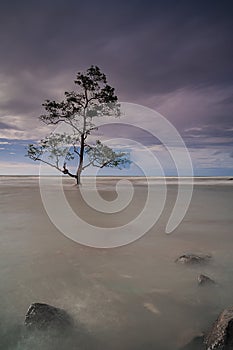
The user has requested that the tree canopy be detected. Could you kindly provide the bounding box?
[27,66,130,184]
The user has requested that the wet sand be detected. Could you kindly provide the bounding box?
[0,177,233,349]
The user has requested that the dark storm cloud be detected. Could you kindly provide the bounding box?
[0,0,232,150]
[0,0,233,92]
[217,95,233,105]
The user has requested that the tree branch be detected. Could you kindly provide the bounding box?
[33,157,63,172]
[73,146,80,156]
[62,163,77,178]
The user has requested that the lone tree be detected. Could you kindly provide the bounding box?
[27,66,130,185]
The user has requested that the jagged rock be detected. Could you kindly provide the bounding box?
[25,303,73,330]
[198,274,215,286]
[175,253,211,265]
[204,307,233,349]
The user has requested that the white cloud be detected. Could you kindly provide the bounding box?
[184,127,203,132]
[0,161,40,175]
[190,148,233,168]
[0,121,52,140]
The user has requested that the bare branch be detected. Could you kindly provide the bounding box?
[73,146,80,156]
[63,163,76,178]
[33,157,63,172]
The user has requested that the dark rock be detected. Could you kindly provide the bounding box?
[175,253,211,265]
[25,303,73,330]
[228,178,233,181]
[198,274,215,286]
[204,307,233,349]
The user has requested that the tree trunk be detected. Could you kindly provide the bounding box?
[76,134,85,185]
[76,171,81,185]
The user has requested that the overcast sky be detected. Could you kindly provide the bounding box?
[0,0,232,175]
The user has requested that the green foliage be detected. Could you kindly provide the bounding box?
[27,133,76,169]
[85,140,130,169]
[40,65,120,128]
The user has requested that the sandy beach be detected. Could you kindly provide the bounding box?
[0,176,233,349]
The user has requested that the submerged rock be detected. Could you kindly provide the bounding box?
[204,307,233,349]
[180,336,205,350]
[25,303,73,330]
[198,274,215,286]
[175,253,211,265]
